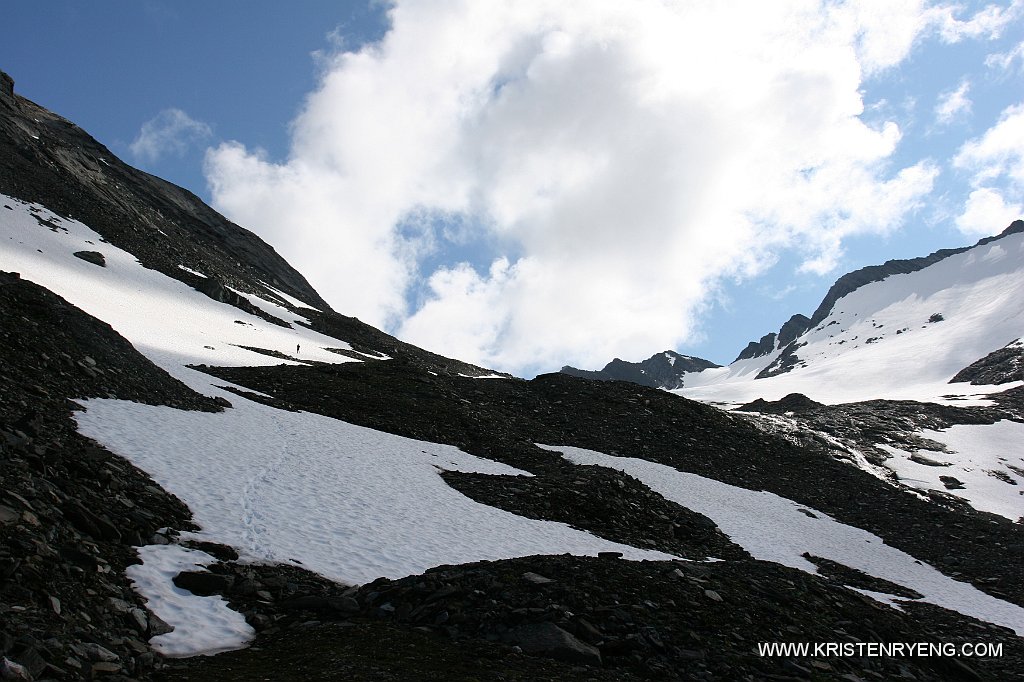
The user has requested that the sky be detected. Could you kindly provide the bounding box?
[3,1,1023,376]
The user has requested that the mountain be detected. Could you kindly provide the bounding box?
[679,221,1024,405]
[561,351,720,389]
[3,70,1024,681]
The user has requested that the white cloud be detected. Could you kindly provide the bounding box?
[205,0,941,374]
[986,40,1024,72]
[955,188,1023,234]
[955,102,1024,188]
[953,102,1024,235]
[130,109,212,164]
[934,79,972,125]
[933,0,1024,42]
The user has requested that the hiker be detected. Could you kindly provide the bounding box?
[296,344,300,354]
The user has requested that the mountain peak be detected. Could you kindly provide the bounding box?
[561,350,720,389]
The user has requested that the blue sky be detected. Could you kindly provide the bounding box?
[3,1,1023,375]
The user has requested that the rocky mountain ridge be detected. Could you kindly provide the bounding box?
[560,351,720,390]
[737,221,1024,370]
[0,71,327,317]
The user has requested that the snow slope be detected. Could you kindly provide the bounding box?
[878,420,1024,522]
[0,195,349,374]
[544,444,1024,635]
[679,231,1024,406]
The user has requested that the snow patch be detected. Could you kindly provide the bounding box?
[127,544,254,657]
[77,382,673,588]
[879,420,1024,522]
[543,443,1024,635]
[177,264,207,278]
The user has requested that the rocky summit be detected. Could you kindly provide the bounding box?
[2,69,1023,682]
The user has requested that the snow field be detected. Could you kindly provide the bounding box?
[878,420,1024,522]
[679,233,1024,406]
[541,444,1024,636]
[77,389,674,588]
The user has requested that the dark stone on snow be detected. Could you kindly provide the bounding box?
[737,393,823,414]
[940,475,966,490]
[72,250,105,267]
[183,540,239,562]
[173,570,234,596]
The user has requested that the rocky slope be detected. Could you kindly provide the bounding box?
[0,70,327,318]
[2,70,1023,682]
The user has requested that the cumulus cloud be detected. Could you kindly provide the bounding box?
[955,188,1022,234]
[130,109,212,164]
[205,0,942,374]
[955,102,1024,186]
[953,102,1024,234]
[934,80,972,125]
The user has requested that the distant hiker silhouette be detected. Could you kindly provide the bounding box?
[296,344,300,354]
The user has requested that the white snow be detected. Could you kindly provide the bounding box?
[177,264,208,278]
[542,443,1024,635]
[0,195,352,374]
[679,232,1024,406]
[126,544,254,657]
[226,284,306,325]
[77,390,672,587]
[261,283,321,312]
[879,420,1024,521]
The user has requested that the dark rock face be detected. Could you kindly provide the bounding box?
[0,71,13,98]
[754,340,806,379]
[738,393,823,414]
[777,313,811,346]
[734,332,776,361]
[732,316,809,369]
[950,341,1024,385]
[505,621,602,666]
[561,350,720,389]
[0,69,329,316]
[72,250,105,267]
